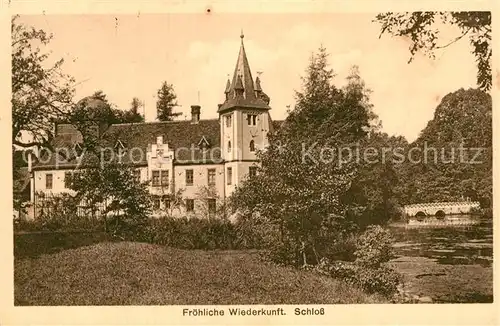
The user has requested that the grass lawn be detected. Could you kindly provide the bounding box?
[15,241,385,305]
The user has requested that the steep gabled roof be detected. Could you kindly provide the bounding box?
[33,119,222,170]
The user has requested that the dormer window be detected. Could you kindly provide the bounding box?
[114,140,126,156]
[198,136,210,151]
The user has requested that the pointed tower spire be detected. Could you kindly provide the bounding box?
[218,32,271,113]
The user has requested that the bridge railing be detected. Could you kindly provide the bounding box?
[404,201,480,210]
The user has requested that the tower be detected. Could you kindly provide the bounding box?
[219,32,272,195]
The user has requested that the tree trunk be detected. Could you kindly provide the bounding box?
[312,241,320,265]
[301,240,307,266]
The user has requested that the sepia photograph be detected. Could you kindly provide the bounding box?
[8,5,494,318]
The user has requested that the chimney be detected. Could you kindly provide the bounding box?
[191,105,201,124]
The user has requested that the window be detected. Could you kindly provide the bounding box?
[46,173,53,189]
[64,172,71,188]
[133,169,141,182]
[160,170,169,186]
[249,140,255,152]
[227,167,232,185]
[186,199,194,212]
[249,166,258,178]
[207,169,216,186]
[226,114,232,127]
[247,114,257,126]
[152,170,168,187]
[186,169,194,186]
[152,170,160,187]
[227,141,231,153]
[208,199,216,215]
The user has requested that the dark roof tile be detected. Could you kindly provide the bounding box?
[33,119,221,170]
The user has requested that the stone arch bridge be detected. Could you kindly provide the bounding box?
[404,201,480,218]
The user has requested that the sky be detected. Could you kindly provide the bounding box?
[19,13,478,142]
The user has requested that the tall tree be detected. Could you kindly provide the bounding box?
[395,88,492,210]
[343,65,381,133]
[121,97,145,123]
[230,47,376,266]
[156,81,181,121]
[11,15,75,149]
[375,12,492,91]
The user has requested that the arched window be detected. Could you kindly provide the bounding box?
[227,141,231,152]
[249,140,255,152]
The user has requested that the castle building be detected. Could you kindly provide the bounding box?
[28,33,281,217]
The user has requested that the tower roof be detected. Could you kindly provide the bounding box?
[218,32,270,113]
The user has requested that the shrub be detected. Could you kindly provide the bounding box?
[321,233,358,262]
[354,225,394,268]
[262,235,302,266]
[315,225,402,297]
[133,216,242,250]
[316,257,402,297]
[16,193,102,232]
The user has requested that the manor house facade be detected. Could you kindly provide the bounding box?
[28,33,281,217]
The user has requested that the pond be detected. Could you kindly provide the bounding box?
[388,215,493,303]
[389,216,493,266]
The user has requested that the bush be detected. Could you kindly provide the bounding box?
[322,233,358,262]
[314,225,401,297]
[316,258,402,297]
[15,193,103,232]
[354,225,394,268]
[262,235,302,266]
[133,216,246,250]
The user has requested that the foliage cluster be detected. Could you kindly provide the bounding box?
[15,193,102,232]
[134,216,245,250]
[375,12,491,91]
[230,48,396,268]
[316,226,401,297]
[394,88,492,210]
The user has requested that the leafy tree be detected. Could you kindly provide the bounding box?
[394,88,492,209]
[67,163,152,233]
[375,12,492,91]
[11,15,75,149]
[343,65,381,133]
[230,47,376,267]
[342,131,408,226]
[195,185,227,219]
[68,93,118,155]
[123,97,145,123]
[156,81,181,121]
[113,97,145,124]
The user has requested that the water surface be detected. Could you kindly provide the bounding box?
[389,216,493,266]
